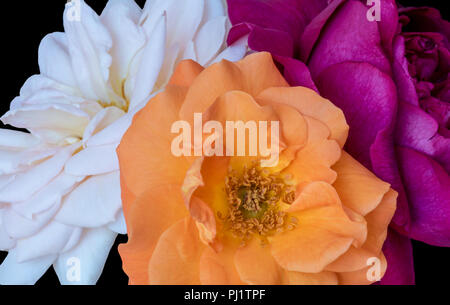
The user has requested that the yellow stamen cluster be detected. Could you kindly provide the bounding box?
[219,163,297,244]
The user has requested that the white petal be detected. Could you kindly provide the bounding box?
[3,203,60,240]
[0,209,15,250]
[0,250,56,285]
[82,107,125,144]
[108,210,127,234]
[127,13,166,109]
[0,129,40,149]
[0,145,78,202]
[54,227,117,285]
[210,35,248,64]
[85,113,132,147]
[2,103,90,143]
[203,0,226,20]
[0,146,58,176]
[15,221,81,263]
[63,0,113,102]
[64,143,119,176]
[55,171,121,228]
[38,32,77,87]
[150,0,204,48]
[11,75,83,110]
[182,40,197,61]
[12,173,83,218]
[101,0,145,96]
[195,16,227,65]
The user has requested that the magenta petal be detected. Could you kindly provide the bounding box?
[307,1,391,79]
[273,55,318,91]
[300,0,345,61]
[380,229,415,285]
[396,101,450,172]
[316,62,411,230]
[227,0,328,53]
[397,147,450,247]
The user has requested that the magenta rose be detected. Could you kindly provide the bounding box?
[227,0,449,284]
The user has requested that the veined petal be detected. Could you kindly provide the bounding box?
[2,202,60,240]
[195,16,227,66]
[0,129,40,149]
[100,0,145,96]
[0,209,15,250]
[15,221,81,263]
[55,171,121,228]
[11,173,83,218]
[63,0,113,102]
[82,107,125,144]
[0,145,78,202]
[38,32,77,87]
[54,227,117,285]
[64,143,119,176]
[2,103,90,143]
[0,250,56,285]
[127,13,167,109]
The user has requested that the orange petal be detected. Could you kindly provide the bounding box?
[199,245,245,285]
[168,59,204,87]
[234,239,284,285]
[287,181,342,213]
[363,188,397,254]
[148,218,204,284]
[118,85,191,199]
[180,52,288,121]
[337,253,387,285]
[282,139,341,185]
[333,152,391,216]
[286,271,338,285]
[234,52,288,97]
[270,186,367,273]
[180,59,245,121]
[257,86,349,147]
[119,184,188,284]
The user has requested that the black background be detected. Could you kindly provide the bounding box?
[0,0,448,285]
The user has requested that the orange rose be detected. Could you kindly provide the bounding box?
[117,52,397,285]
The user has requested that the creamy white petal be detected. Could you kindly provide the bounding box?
[204,0,226,21]
[0,250,56,285]
[64,143,119,176]
[0,129,40,149]
[182,40,197,61]
[15,221,81,263]
[101,0,145,96]
[211,35,248,64]
[12,173,83,218]
[3,203,60,240]
[195,16,227,65]
[0,209,15,250]
[0,147,58,176]
[163,0,204,48]
[107,210,127,234]
[54,227,117,285]
[2,103,90,142]
[10,75,83,110]
[55,171,121,228]
[38,32,77,87]
[127,13,166,109]
[82,107,125,144]
[0,145,78,202]
[63,0,113,102]
[85,113,132,147]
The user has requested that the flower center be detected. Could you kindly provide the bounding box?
[218,163,297,244]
